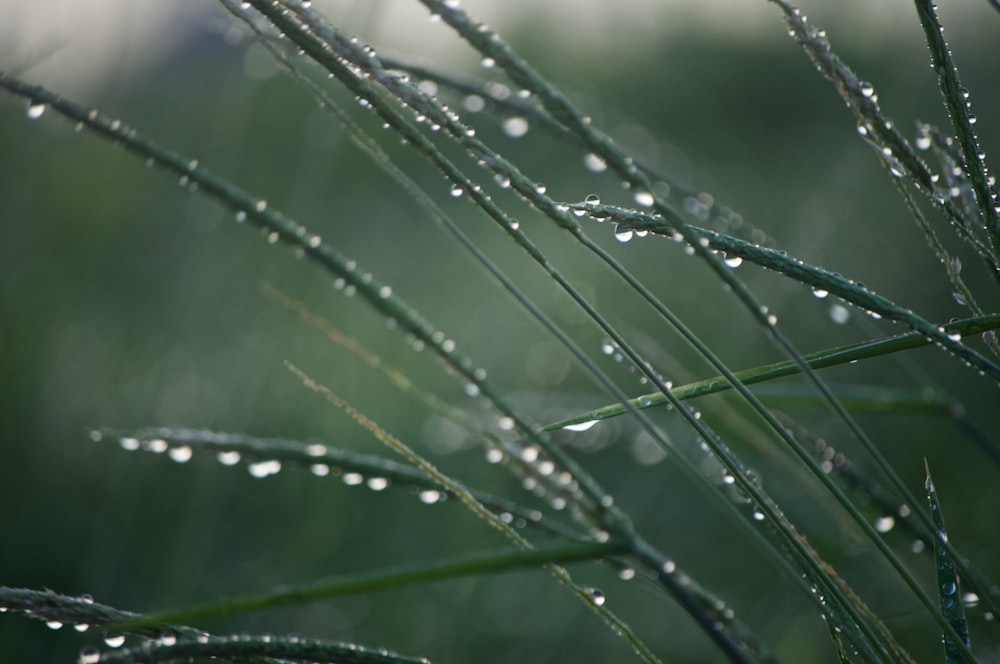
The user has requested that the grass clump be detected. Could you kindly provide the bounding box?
[1,1,999,662]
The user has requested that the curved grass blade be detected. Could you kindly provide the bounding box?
[546,313,1000,431]
[925,462,972,664]
[109,541,629,632]
[93,633,429,664]
[913,0,1000,259]
[0,586,202,642]
[749,383,953,415]
[89,426,587,541]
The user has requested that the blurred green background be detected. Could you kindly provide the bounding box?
[2,1,999,661]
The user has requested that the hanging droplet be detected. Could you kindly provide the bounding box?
[419,489,442,504]
[450,184,465,198]
[26,102,46,120]
[723,255,743,268]
[562,420,598,432]
[104,635,126,648]
[480,57,496,69]
[614,225,634,243]
[859,81,875,98]
[367,477,389,491]
[168,446,193,463]
[874,516,895,533]
[633,191,654,207]
[217,450,241,466]
[584,153,607,172]
[812,288,829,299]
[343,472,364,486]
[584,587,606,606]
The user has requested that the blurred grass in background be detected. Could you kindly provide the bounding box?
[1,1,998,661]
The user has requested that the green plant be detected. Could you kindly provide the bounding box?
[2,0,999,661]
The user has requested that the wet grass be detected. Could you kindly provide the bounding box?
[1,1,999,662]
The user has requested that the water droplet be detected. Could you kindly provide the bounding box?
[519,446,540,463]
[585,193,601,207]
[26,102,46,120]
[502,116,529,138]
[168,446,192,463]
[584,587,606,606]
[752,510,766,521]
[584,153,607,172]
[248,460,281,478]
[618,567,636,581]
[343,472,364,486]
[507,219,520,230]
[562,420,598,432]
[449,184,464,198]
[47,621,63,630]
[480,57,496,69]
[73,623,89,632]
[829,303,850,325]
[485,448,504,464]
[874,516,895,533]
[217,450,241,466]
[419,489,442,504]
[723,255,743,268]
[633,191,654,207]
[104,635,126,648]
[812,288,829,299]
[159,632,177,646]
[254,199,268,213]
[494,173,511,188]
[942,581,957,596]
[79,647,101,664]
[463,94,485,112]
[614,225,634,243]
[916,135,932,150]
[235,210,247,223]
[367,477,389,491]
[662,560,677,574]
[859,81,875,98]
[464,382,480,397]
[310,463,330,476]
[534,183,547,195]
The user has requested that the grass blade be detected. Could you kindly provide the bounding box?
[925,462,972,664]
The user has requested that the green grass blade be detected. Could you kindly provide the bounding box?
[913,0,1000,259]
[93,633,429,664]
[108,541,629,632]
[547,314,1000,430]
[925,462,973,664]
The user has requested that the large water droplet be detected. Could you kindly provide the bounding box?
[633,191,654,207]
[584,153,607,172]
[168,446,193,463]
[104,635,126,648]
[26,102,46,120]
[585,193,601,206]
[562,420,598,432]
[874,515,895,533]
[614,225,634,243]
